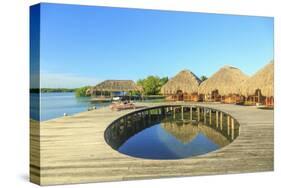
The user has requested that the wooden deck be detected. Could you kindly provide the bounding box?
[30,102,274,185]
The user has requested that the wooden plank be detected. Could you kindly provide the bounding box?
[30,102,274,185]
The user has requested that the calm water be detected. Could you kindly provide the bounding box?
[105,107,239,159]
[30,92,110,121]
[119,123,219,159]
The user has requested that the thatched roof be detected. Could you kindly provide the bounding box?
[198,124,230,147]
[90,80,141,92]
[241,61,274,97]
[198,66,248,95]
[162,121,199,143]
[161,121,230,146]
[161,70,201,94]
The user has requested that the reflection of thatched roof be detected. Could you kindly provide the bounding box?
[198,66,248,95]
[161,70,201,94]
[90,80,142,92]
[241,61,274,97]
[198,125,230,147]
[161,121,199,143]
[162,121,230,146]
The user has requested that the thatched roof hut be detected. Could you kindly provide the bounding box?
[162,122,199,143]
[241,61,274,97]
[161,122,230,146]
[88,80,142,94]
[161,70,201,94]
[198,66,248,95]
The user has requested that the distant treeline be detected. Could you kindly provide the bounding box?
[30,74,208,97]
[30,88,76,93]
[41,88,76,93]
[30,87,92,97]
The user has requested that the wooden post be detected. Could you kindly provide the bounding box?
[173,107,176,119]
[227,115,230,135]
[138,112,141,127]
[181,106,184,120]
[231,118,235,140]
[204,108,206,124]
[142,112,145,127]
[220,112,223,130]
[123,116,129,136]
[216,111,219,128]
[197,107,200,121]
[258,90,261,103]
[190,106,192,121]
[148,110,151,124]
[209,109,212,125]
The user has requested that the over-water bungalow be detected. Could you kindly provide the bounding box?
[87,80,142,101]
[241,61,274,107]
[160,70,202,102]
[198,66,248,103]
[223,94,245,104]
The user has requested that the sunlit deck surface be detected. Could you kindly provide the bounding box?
[30,102,273,185]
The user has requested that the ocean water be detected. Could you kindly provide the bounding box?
[30,92,110,121]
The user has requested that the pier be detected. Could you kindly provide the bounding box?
[30,102,273,185]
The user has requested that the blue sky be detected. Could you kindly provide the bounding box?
[35,3,274,88]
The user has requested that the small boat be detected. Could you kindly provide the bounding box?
[112,96,121,101]
[90,97,112,103]
[110,101,136,111]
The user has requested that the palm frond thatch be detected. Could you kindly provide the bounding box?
[161,122,199,143]
[198,66,248,95]
[90,80,141,93]
[241,61,274,97]
[161,70,201,94]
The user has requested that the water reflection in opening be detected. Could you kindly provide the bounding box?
[105,106,240,159]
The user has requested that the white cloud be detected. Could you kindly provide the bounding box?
[40,72,101,88]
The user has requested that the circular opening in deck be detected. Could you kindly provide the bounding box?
[104,105,240,160]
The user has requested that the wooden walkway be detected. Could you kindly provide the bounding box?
[30,102,273,185]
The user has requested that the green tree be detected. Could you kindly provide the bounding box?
[137,76,169,95]
[200,75,208,82]
[75,86,91,97]
[159,76,168,86]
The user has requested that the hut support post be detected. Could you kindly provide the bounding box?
[173,107,176,119]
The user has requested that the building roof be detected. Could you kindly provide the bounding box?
[161,69,201,94]
[198,66,248,95]
[90,80,141,93]
[241,61,274,97]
